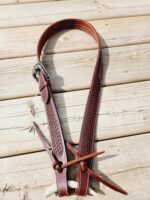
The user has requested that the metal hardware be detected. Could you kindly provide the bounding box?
[32,63,49,82]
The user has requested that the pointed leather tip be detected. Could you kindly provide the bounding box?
[33,121,37,126]
[97,150,105,156]
[123,191,128,195]
[118,188,128,195]
[32,121,39,129]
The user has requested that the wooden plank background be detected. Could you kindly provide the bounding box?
[0,0,150,199]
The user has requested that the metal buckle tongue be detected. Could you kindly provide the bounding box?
[32,62,49,82]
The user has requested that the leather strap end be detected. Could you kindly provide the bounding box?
[39,71,51,104]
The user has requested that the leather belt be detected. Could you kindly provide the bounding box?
[32,19,127,197]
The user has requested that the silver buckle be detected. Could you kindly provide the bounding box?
[32,63,49,82]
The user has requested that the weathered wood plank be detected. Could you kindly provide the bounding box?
[0,16,150,60]
[0,81,150,157]
[0,0,101,28]
[0,43,150,100]
[0,0,150,28]
[0,134,150,199]
[1,167,150,200]
[0,0,55,5]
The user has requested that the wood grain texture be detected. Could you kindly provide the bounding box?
[0,1,149,200]
[0,43,150,100]
[0,81,150,157]
[1,16,150,60]
[0,133,150,199]
[1,166,150,200]
[0,0,101,28]
[0,0,150,28]
[0,0,56,5]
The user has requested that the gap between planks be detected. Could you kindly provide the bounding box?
[0,131,148,159]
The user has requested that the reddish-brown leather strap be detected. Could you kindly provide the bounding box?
[37,70,68,196]
[33,19,127,197]
[33,18,102,196]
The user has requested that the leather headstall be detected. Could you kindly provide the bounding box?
[32,18,127,197]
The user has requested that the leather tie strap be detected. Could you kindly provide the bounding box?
[32,19,127,197]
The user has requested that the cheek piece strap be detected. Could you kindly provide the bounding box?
[32,18,128,197]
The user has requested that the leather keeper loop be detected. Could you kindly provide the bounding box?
[53,161,63,173]
[39,71,51,104]
[80,161,88,173]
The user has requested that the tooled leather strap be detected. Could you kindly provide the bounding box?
[33,19,102,196]
[33,19,127,197]
[34,69,68,196]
